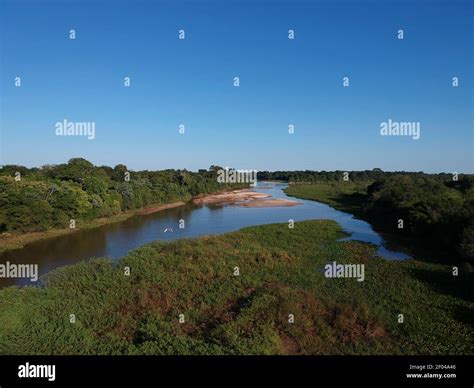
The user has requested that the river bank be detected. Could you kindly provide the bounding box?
[0,201,189,254]
[192,188,302,207]
[284,182,370,215]
[192,189,270,205]
[283,183,459,263]
[0,187,293,254]
[0,181,415,289]
[234,198,302,207]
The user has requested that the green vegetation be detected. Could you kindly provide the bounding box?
[285,181,370,214]
[285,175,474,264]
[1,165,471,355]
[0,210,144,253]
[258,168,455,183]
[0,220,472,355]
[0,158,242,235]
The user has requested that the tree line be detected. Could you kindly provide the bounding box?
[0,159,241,233]
[257,168,459,183]
[364,174,473,263]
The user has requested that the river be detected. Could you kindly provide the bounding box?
[0,182,410,288]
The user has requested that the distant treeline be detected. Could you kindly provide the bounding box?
[258,168,460,183]
[0,159,241,233]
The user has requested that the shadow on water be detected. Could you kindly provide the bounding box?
[0,182,411,288]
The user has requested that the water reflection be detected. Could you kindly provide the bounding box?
[0,182,410,288]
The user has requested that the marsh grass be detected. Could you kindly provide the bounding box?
[0,220,472,355]
[284,182,370,215]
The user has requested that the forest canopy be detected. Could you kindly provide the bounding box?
[0,158,239,233]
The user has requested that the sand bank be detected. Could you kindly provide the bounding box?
[235,199,302,207]
[192,190,270,205]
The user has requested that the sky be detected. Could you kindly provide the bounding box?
[0,0,472,173]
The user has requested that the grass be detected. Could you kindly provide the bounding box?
[284,182,370,215]
[0,220,472,355]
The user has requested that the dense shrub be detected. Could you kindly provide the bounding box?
[365,175,474,262]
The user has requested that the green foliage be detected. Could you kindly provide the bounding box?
[0,159,244,233]
[285,175,474,264]
[285,181,370,214]
[0,177,55,232]
[258,169,458,184]
[0,221,471,355]
[365,176,474,262]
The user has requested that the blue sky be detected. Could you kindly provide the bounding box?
[1,0,472,172]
